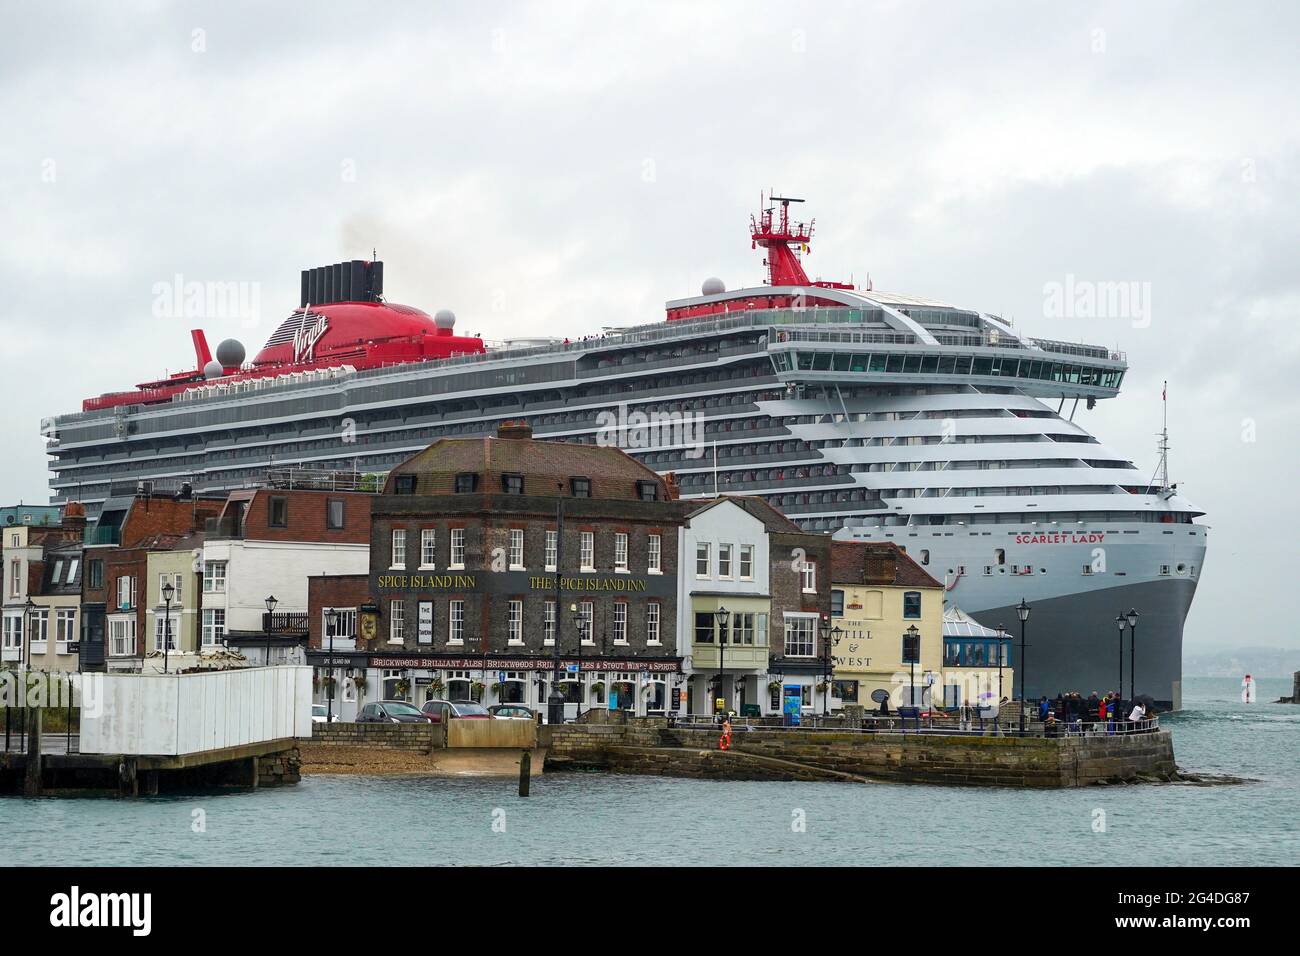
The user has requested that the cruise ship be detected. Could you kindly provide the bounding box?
[42,195,1206,707]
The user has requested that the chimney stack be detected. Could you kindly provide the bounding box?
[496,420,534,441]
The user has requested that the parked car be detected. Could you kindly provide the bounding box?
[420,699,491,722]
[356,701,430,723]
[488,704,536,721]
[311,704,339,724]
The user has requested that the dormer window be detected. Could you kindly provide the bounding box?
[570,477,591,498]
[394,475,417,495]
[636,480,659,501]
[454,473,479,494]
[502,473,525,495]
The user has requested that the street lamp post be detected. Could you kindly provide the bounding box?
[20,598,37,752]
[264,594,278,668]
[903,623,920,710]
[547,495,565,726]
[819,619,832,716]
[325,607,340,724]
[571,604,587,715]
[1114,613,1127,702]
[1016,598,1031,735]
[161,581,175,674]
[818,621,844,716]
[714,606,730,719]
[22,596,37,673]
[995,624,1007,702]
[599,626,610,709]
[1126,608,1139,704]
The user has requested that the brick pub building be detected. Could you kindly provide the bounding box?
[357,422,689,718]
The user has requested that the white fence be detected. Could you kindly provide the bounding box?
[80,666,313,756]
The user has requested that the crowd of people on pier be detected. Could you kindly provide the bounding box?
[1035,691,1148,736]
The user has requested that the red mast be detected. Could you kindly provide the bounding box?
[751,192,813,286]
[664,191,860,320]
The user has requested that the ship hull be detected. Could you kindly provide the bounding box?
[974,577,1195,711]
[832,520,1207,709]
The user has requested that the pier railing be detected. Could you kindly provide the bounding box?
[669,714,1160,738]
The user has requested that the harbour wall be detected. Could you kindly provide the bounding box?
[300,720,542,776]
[543,718,1177,788]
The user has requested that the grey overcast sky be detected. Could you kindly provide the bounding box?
[1,1,1296,652]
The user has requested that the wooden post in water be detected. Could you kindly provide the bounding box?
[518,750,531,797]
[23,706,42,796]
[119,757,138,797]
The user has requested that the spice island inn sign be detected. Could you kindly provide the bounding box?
[374,572,664,595]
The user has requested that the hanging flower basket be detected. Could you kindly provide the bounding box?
[393,678,411,698]
[490,681,507,695]
[321,675,337,692]
[351,674,368,692]
[767,680,782,693]
[470,681,486,698]
[428,677,445,695]
[590,681,606,694]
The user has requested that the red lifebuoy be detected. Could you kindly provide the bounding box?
[719,733,731,750]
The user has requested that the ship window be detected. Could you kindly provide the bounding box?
[502,473,525,495]
[454,473,478,494]
[394,475,417,495]
[570,477,591,498]
[919,549,929,565]
[994,548,1005,565]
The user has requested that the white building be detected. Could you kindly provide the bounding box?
[202,489,371,665]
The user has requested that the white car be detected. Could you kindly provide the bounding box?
[488,704,536,721]
[311,704,338,724]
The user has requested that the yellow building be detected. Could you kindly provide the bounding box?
[145,546,201,660]
[830,542,944,710]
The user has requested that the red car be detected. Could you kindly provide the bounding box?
[420,699,490,722]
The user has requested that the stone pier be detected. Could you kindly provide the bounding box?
[544,718,1177,788]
